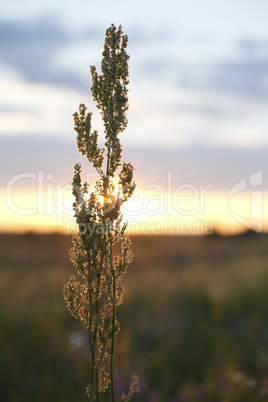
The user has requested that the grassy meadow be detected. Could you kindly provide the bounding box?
[1,232,268,401]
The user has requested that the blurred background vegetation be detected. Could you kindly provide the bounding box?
[1,232,268,401]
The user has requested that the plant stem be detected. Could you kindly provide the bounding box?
[90,272,101,400]
[111,291,116,402]
[88,260,95,381]
[106,143,110,177]
[110,238,116,402]
[88,295,94,386]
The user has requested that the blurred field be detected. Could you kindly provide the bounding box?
[1,232,268,401]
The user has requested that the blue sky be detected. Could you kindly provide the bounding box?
[1,0,268,233]
[1,0,268,148]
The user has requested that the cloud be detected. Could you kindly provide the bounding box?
[1,136,80,188]
[83,27,107,41]
[1,17,268,149]
[0,16,89,90]
[0,80,89,136]
[0,18,171,92]
[0,16,66,66]
[0,18,171,93]
[4,15,267,103]
[179,39,268,100]
[209,61,268,99]
[2,136,268,191]
[138,36,268,102]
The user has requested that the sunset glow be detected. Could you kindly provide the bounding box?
[2,185,267,236]
[1,1,268,235]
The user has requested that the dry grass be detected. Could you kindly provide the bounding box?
[1,232,268,401]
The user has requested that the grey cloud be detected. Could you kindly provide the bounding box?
[170,104,224,117]
[128,146,268,191]
[1,136,268,191]
[140,37,268,101]
[0,104,37,113]
[0,16,68,66]
[0,19,170,91]
[141,60,171,75]
[239,39,268,55]
[209,59,268,99]
[83,28,105,40]
[0,136,81,188]
[0,16,67,46]
[128,26,171,46]
[179,39,268,99]
[0,17,89,90]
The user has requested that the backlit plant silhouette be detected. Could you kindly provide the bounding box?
[63,24,139,401]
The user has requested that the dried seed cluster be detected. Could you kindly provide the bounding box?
[63,24,139,401]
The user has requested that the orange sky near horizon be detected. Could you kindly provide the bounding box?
[1,185,267,236]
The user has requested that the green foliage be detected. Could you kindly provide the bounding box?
[63,24,138,401]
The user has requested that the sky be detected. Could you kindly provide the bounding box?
[1,0,268,234]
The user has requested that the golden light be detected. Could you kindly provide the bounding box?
[2,182,268,235]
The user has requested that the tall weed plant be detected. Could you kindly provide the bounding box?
[63,24,139,401]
